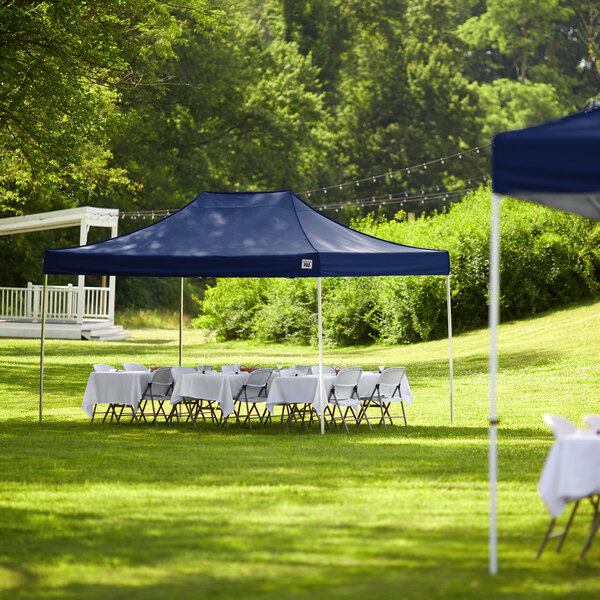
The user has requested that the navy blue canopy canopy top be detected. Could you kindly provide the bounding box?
[493,105,600,220]
[44,190,450,278]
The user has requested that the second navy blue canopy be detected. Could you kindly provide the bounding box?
[493,105,600,220]
[44,190,450,278]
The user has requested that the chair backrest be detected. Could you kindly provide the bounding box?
[94,363,115,372]
[196,364,214,373]
[171,366,196,383]
[379,367,406,396]
[149,367,173,394]
[542,414,578,439]
[220,364,239,373]
[280,368,304,377]
[334,366,362,386]
[293,365,311,375]
[245,368,273,388]
[311,365,336,375]
[584,414,600,433]
[123,362,148,372]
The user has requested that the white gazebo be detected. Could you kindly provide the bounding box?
[0,206,129,340]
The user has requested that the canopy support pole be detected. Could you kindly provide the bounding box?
[489,192,501,575]
[446,275,454,424]
[318,277,325,435]
[179,277,184,367]
[39,274,48,423]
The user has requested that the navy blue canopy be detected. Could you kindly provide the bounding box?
[492,105,600,220]
[44,190,450,278]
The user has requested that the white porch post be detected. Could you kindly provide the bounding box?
[76,219,89,324]
[489,192,502,575]
[318,277,325,435]
[446,275,454,424]
[108,221,118,323]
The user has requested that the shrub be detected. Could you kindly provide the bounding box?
[193,186,600,345]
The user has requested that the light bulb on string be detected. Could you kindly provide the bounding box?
[407,168,411,174]
[372,176,376,182]
[459,153,462,159]
[389,171,393,178]
[441,159,444,165]
[339,184,343,190]
[307,191,311,197]
[388,194,392,200]
[476,148,480,153]
[423,164,427,170]
[356,180,360,187]
[323,188,327,194]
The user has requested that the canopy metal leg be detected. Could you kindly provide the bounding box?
[446,275,454,424]
[179,277,184,367]
[489,192,502,575]
[39,274,48,423]
[318,277,325,435]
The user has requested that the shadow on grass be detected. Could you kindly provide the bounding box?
[0,420,551,488]
[0,500,598,600]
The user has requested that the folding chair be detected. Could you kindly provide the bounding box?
[324,367,370,433]
[196,365,214,373]
[140,367,173,424]
[537,414,587,558]
[93,364,115,372]
[232,368,273,429]
[168,366,197,425]
[362,367,407,427]
[584,414,600,433]
[123,362,149,372]
[292,365,311,375]
[220,364,239,373]
[310,365,336,375]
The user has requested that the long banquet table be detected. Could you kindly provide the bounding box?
[170,371,249,419]
[82,371,153,418]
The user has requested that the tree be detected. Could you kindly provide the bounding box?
[0,0,218,216]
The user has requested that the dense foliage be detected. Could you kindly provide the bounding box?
[1,1,599,312]
[195,187,600,345]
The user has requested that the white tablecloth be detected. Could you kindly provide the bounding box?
[357,371,413,405]
[82,371,153,418]
[170,372,249,418]
[266,374,336,415]
[538,431,600,517]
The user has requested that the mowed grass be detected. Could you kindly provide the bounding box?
[1,300,600,599]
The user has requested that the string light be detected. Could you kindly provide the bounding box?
[295,143,490,197]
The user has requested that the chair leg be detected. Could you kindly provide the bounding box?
[556,500,580,552]
[580,496,600,559]
[401,402,407,426]
[537,518,557,559]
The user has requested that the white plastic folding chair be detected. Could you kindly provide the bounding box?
[123,362,149,372]
[140,367,173,424]
[168,366,198,425]
[542,414,578,438]
[537,414,592,558]
[325,366,370,433]
[292,365,311,375]
[93,363,115,372]
[310,365,335,375]
[195,364,214,373]
[233,368,273,429]
[220,364,239,373]
[363,367,407,427]
[584,415,600,433]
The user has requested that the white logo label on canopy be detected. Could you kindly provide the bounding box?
[301,259,313,269]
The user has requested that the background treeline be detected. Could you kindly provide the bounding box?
[196,188,600,345]
[0,0,599,313]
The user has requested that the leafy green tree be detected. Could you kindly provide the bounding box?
[0,0,218,216]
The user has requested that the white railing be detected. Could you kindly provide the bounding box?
[0,283,110,321]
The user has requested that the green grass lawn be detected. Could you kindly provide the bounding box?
[1,300,600,599]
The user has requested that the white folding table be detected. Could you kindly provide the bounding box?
[82,371,153,419]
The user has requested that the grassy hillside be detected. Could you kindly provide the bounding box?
[0,299,599,599]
